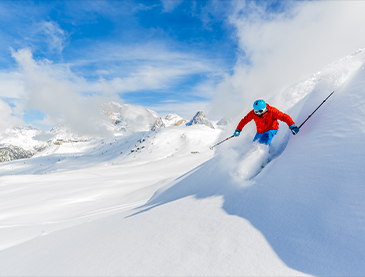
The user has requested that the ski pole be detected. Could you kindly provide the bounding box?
[209,135,234,150]
[299,90,335,129]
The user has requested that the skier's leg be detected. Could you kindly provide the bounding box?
[253,132,263,143]
[258,129,278,145]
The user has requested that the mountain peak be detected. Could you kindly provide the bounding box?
[186,111,215,129]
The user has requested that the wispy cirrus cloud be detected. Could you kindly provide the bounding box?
[161,0,183,13]
[34,21,68,53]
[0,4,60,59]
[67,42,226,96]
[1,40,225,95]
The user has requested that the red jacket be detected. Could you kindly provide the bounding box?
[236,104,295,134]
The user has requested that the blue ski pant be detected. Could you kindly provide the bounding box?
[253,129,278,145]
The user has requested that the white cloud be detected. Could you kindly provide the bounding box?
[0,99,24,136]
[35,21,67,53]
[70,43,222,94]
[161,0,183,13]
[11,48,114,138]
[108,61,210,93]
[131,2,159,13]
[2,41,225,134]
[189,79,217,99]
[0,72,24,98]
[0,2,232,135]
[210,1,365,119]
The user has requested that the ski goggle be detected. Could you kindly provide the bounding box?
[254,107,267,115]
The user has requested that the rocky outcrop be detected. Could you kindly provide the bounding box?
[174,119,186,126]
[163,114,186,127]
[0,144,34,163]
[186,111,215,129]
[151,117,166,131]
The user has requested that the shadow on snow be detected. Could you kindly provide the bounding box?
[128,135,365,276]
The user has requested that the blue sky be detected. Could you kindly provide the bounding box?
[0,0,240,130]
[1,0,365,134]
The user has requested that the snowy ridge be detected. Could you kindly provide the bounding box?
[274,48,365,109]
[163,113,186,127]
[0,104,191,162]
[186,111,215,129]
[101,102,159,133]
[1,125,221,176]
[0,126,44,151]
[49,124,89,142]
[0,50,365,275]
[0,104,215,163]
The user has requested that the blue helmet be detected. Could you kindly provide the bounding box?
[253,99,266,111]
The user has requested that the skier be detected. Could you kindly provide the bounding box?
[233,99,300,145]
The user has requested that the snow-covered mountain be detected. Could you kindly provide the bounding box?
[152,112,216,132]
[1,49,365,276]
[163,113,186,127]
[186,111,215,129]
[150,117,165,131]
[0,125,44,151]
[49,124,89,142]
[0,106,216,163]
[0,124,86,163]
[101,102,160,133]
[0,126,49,162]
[0,144,34,163]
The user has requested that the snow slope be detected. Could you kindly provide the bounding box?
[0,50,365,276]
[0,125,221,255]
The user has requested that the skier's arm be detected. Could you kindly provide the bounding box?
[272,108,295,127]
[272,108,300,135]
[236,111,254,131]
[233,111,254,137]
